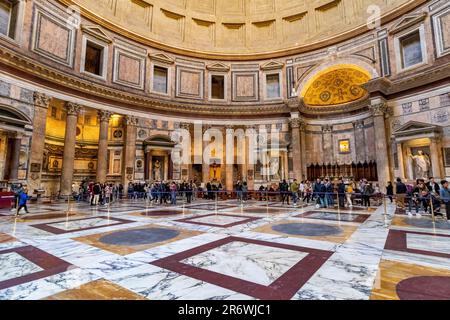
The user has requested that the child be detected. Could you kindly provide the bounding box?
[17,188,30,215]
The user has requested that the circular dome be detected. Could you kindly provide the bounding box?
[64,0,420,59]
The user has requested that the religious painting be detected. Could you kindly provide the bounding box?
[339,139,351,154]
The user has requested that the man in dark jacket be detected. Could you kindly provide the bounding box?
[395,178,407,208]
[279,180,290,205]
[338,179,346,208]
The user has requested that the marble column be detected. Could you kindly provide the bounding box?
[121,116,138,196]
[396,142,406,180]
[246,125,255,190]
[96,110,111,183]
[322,125,333,165]
[28,92,52,192]
[430,137,444,178]
[353,120,366,163]
[290,118,304,180]
[370,102,391,192]
[60,102,82,196]
[225,126,234,193]
[299,122,307,180]
[202,125,210,183]
[7,132,23,181]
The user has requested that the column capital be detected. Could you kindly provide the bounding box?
[322,124,332,133]
[124,115,139,126]
[369,102,390,117]
[33,92,51,109]
[225,125,234,135]
[180,122,191,131]
[289,118,305,130]
[65,102,82,116]
[97,110,112,123]
[353,120,365,129]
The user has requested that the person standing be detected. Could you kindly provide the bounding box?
[290,179,299,206]
[439,180,450,221]
[93,182,101,206]
[279,179,290,205]
[337,179,346,208]
[346,181,354,208]
[16,188,30,215]
[386,181,394,203]
[395,178,407,208]
[170,182,177,205]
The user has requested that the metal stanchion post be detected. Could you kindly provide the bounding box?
[383,195,387,216]
[15,196,19,216]
[430,196,435,223]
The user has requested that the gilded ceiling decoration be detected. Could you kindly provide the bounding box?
[303,68,370,106]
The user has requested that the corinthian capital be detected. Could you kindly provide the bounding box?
[290,118,305,130]
[369,103,389,117]
[98,110,112,123]
[124,115,139,126]
[65,102,82,116]
[33,92,51,108]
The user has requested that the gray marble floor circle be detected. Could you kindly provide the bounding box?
[99,227,180,246]
[272,222,343,236]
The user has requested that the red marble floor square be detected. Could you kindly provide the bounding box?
[176,214,261,228]
[31,216,135,235]
[0,245,72,290]
[151,236,333,300]
[385,229,450,259]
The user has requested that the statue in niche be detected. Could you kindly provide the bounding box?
[153,160,161,181]
[270,158,281,181]
[408,150,431,180]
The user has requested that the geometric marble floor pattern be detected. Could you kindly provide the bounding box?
[0,198,448,300]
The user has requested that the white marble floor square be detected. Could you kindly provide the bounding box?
[0,252,43,282]
[406,233,450,255]
[188,215,247,226]
[48,218,118,231]
[181,241,308,286]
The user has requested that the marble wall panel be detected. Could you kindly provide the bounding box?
[31,6,76,67]
[232,72,259,102]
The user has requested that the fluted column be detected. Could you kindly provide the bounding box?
[122,116,138,196]
[430,137,444,178]
[60,102,82,196]
[290,117,304,180]
[370,102,391,192]
[353,120,366,163]
[396,142,406,180]
[299,121,307,180]
[225,126,234,193]
[322,124,333,165]
[28,92,52,192]
[96,110,112,183]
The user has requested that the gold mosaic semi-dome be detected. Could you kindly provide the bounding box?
[62,0,418,59]
[303,66,371,106]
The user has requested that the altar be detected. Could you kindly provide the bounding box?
[392,121,444,181]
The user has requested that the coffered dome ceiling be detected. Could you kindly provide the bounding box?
[59,0,421,59]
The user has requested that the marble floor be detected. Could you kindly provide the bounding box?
[0,198,448,300]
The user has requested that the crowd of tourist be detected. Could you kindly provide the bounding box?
[6,176,450,221]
